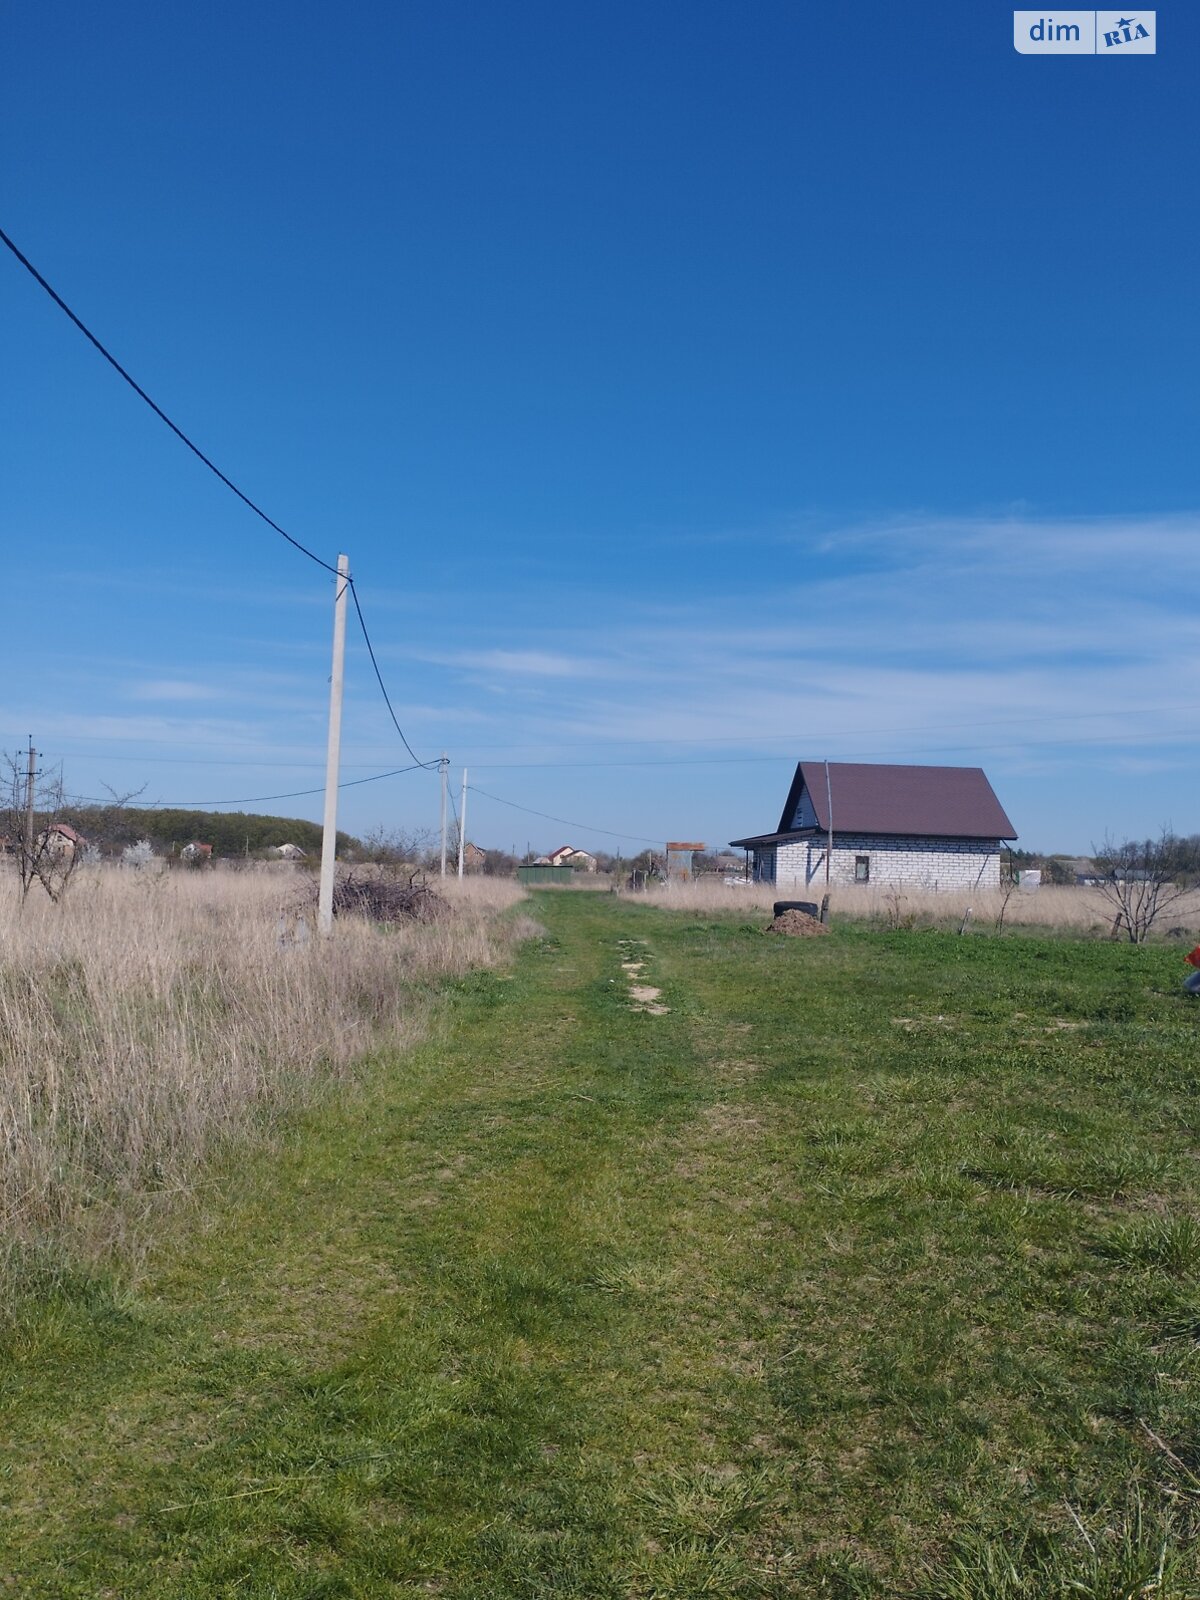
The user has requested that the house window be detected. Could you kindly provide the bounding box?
[854,855,870,883]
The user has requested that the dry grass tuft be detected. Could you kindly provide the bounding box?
[0,866,525,1262]
[635,878,1200,936]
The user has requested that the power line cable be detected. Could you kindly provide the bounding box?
[347,580,438,770]
[0,227,442,774]
[0,225,340,577]
[467,783,662,847]
[70,762,428,810]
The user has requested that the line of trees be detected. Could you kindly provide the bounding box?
[53,803,359,861]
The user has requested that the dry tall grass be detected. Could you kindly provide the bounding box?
[0,866,526,1266]
[634,878,1200,935]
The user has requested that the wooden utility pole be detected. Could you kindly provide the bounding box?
[457,767,468,880]
[317,554,350,936]
[439,753,448,877]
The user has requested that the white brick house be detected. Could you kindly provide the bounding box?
[730,761,1017,891]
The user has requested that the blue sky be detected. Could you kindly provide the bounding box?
[2,2,1196,855]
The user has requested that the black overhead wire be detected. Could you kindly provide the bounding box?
[1,224,435,774]
[348,580,437,770]
[467,783,661,848]
[72,762,430,811]
[0,225,340,577]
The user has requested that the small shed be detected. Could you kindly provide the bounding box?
[665,841,706,882]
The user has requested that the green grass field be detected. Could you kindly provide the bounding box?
[3,891,1200,1597]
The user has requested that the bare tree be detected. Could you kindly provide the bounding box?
[3,762,147,905]
[994,853,1022,934]
[83,780,149,856]
[1092,830,1192,944]
[357,827,434,875]
[3,757,81,904]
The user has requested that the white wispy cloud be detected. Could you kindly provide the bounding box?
[412,647,629,680]
[423,510,1200,772]
[128,679,222,702]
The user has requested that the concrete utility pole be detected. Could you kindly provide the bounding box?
[23,737,37,864]
[457,767,468,880]
[439,753,448,877]
[317,554,350,937]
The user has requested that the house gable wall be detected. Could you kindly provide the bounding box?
[785,783,819,830]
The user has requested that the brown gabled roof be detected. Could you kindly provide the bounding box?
[778,761,1016,839]
[730,761,1016,849]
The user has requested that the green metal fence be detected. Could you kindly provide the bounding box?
[516,865,577,886]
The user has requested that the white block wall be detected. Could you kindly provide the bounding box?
[765,834,1002,891]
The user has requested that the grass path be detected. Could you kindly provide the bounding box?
[3,893,1200,1596]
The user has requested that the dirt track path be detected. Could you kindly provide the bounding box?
[1,892,796,1599]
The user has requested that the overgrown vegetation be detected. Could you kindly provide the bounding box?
[0,867,523,1273]
[2,893,1199,1595]
[640,877,1200,940]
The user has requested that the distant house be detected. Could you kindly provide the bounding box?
[1065,857,1105,886]
[273,843,307,861]
[710,853,744,874]
[547,845,597,872]
[462,842,487,871]
[730,761,1017,891]
[180,841,213,865]
[36,822,85,862]
[711,851,750,886]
